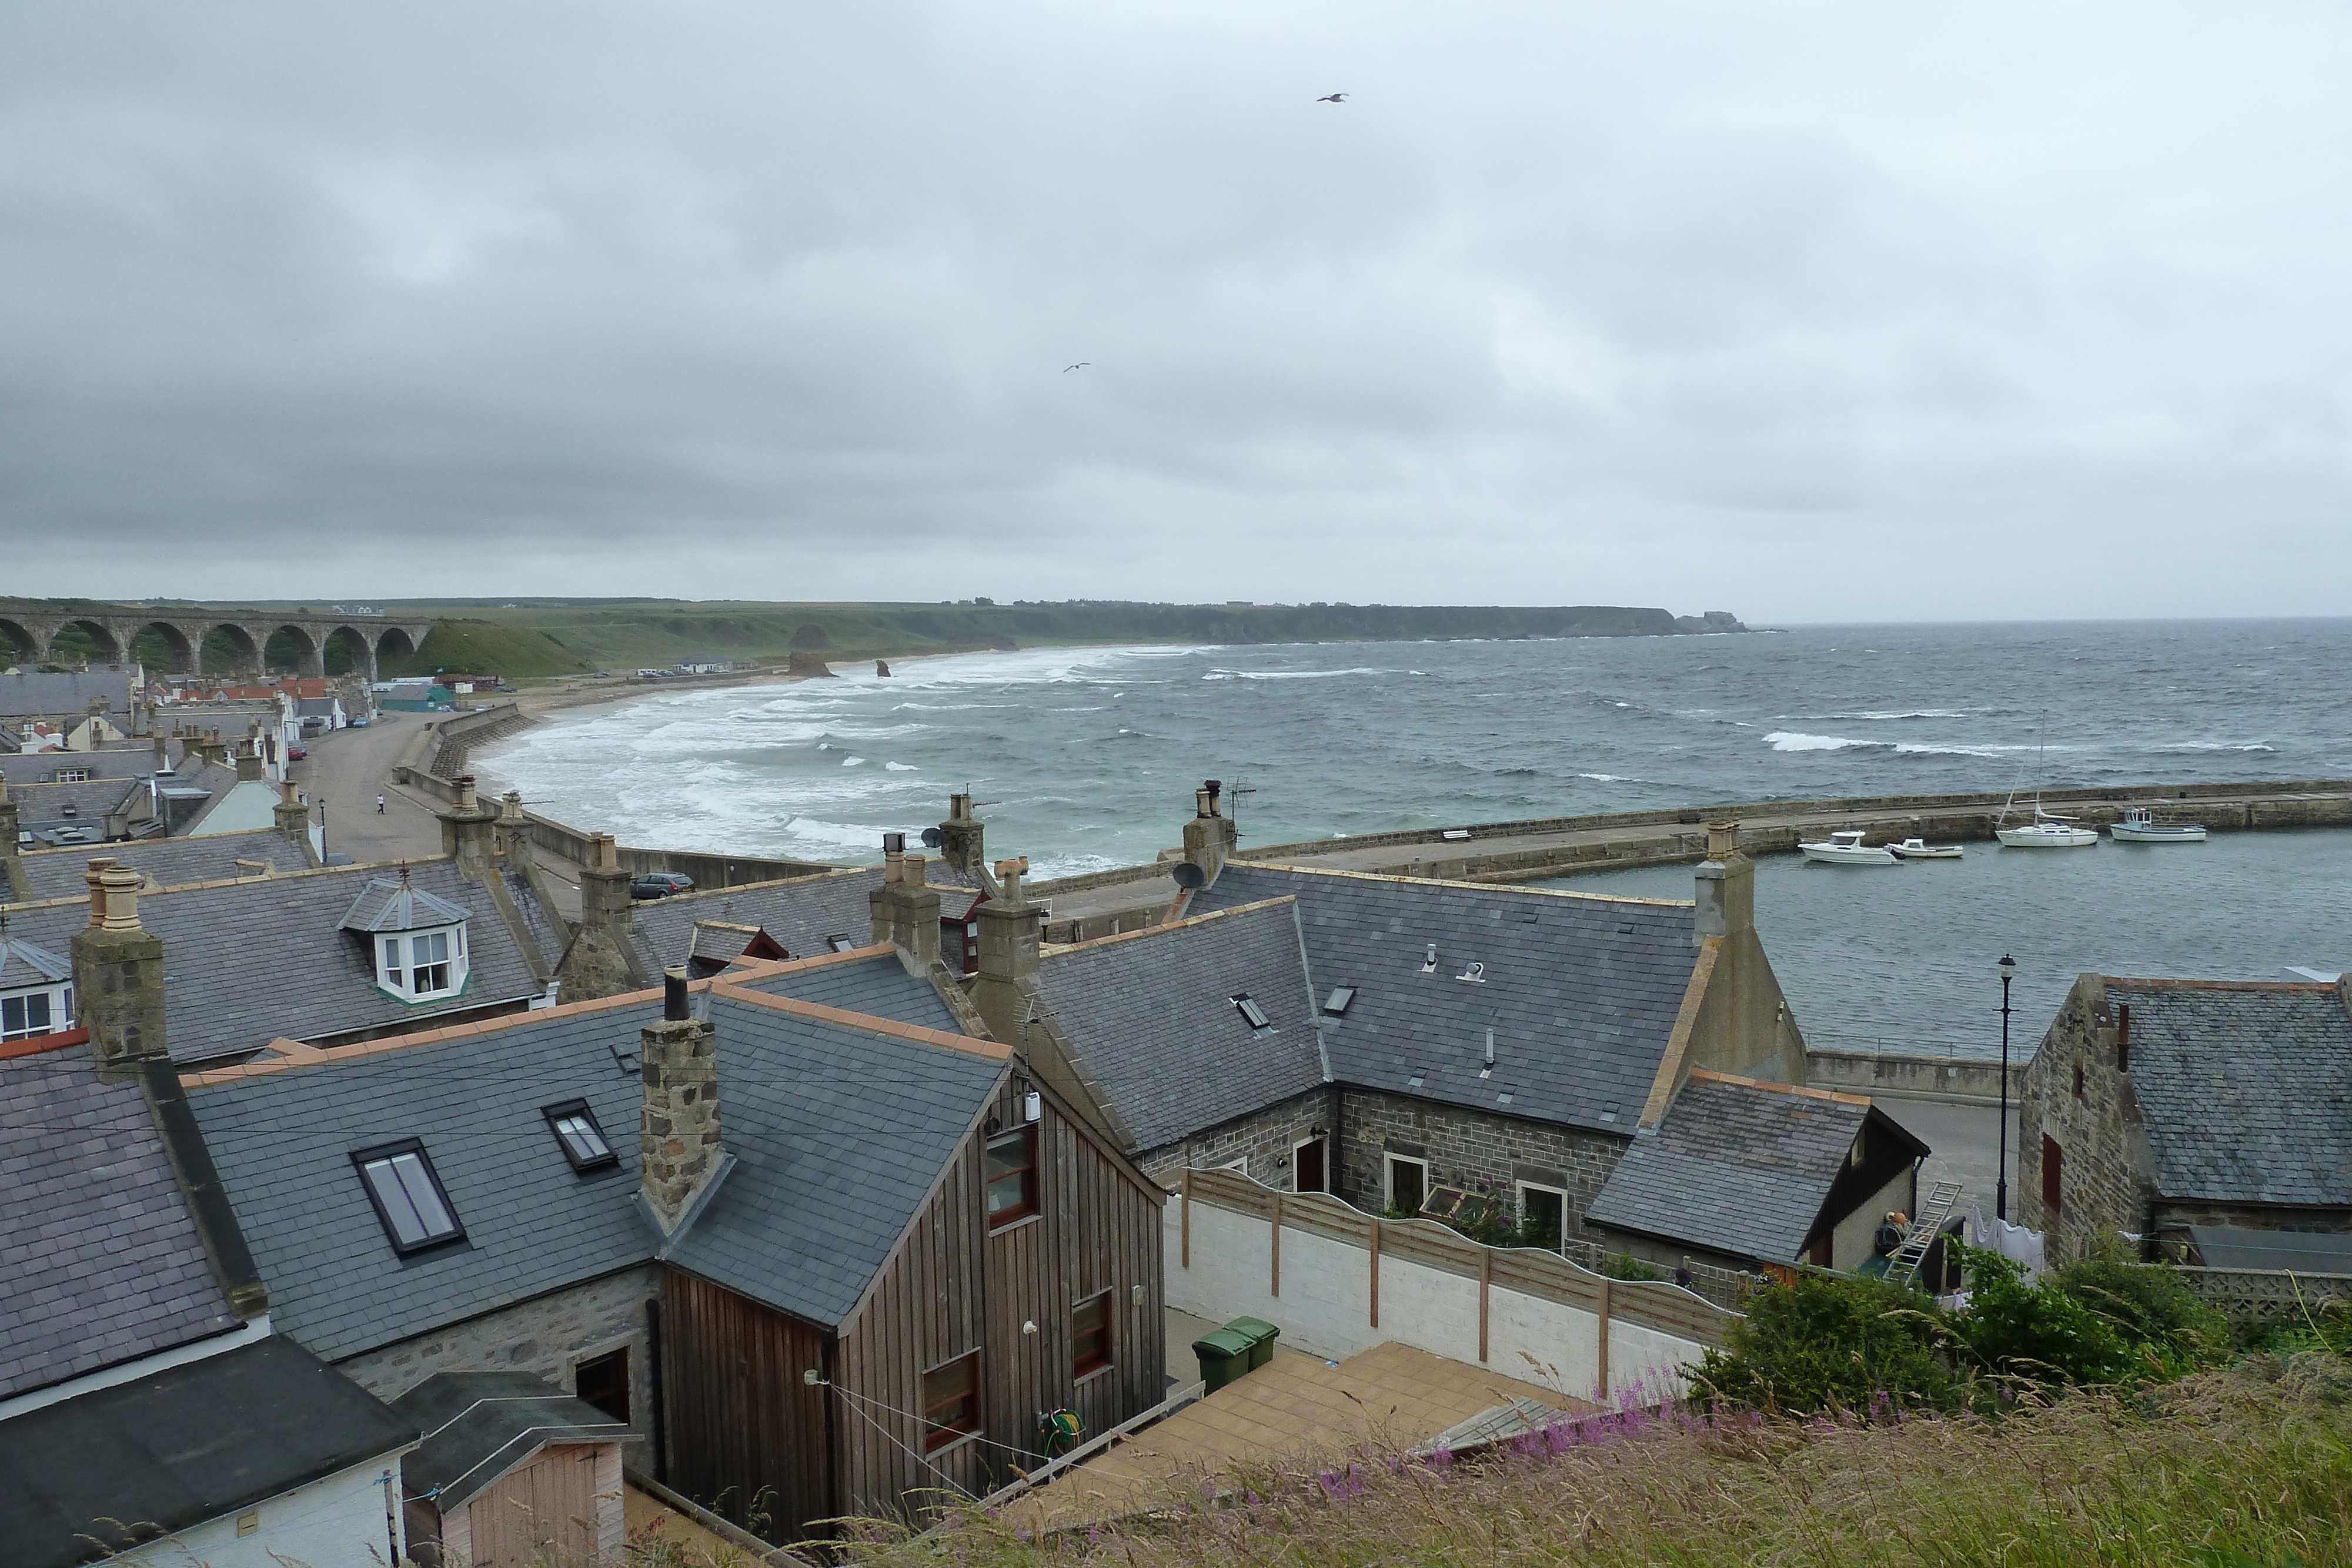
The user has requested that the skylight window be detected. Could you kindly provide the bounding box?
[827,933,856,952]
[1231,994,1271,1030]
[1321,986,1356,1017]
[544,1101,617,1172]
[352,1142,465,1255]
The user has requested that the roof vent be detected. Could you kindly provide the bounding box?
[1321,986,1356,1017]
[1617,922,1635,935]
[1598,1101,1619,1124]
[1421,944,1438,974]
[1457,961,1486,984]
[1406,1071,1424,1089]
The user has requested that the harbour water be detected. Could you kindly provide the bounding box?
[482,617,2352,1050]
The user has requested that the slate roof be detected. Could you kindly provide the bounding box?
[0,1337,415,1568]
[1191,864,1701,1136]
[1585,1075,1873,1263]
[393,1370,627,1507]
[0,858,552,1062]
[624,864,982,975]
[13,828,313,904]
[664,998,1007,1326]
[0,1042,243,1399]
[192,999,667,1363]
[339,877,471,932]
[1037,898,1326,1153]
[0,671,135,721]
[730,950,965,1032]
[0,745,176,786]
[13,777,142,831]
[2107,979,2352,1206]
[193,984,1008,1358]
[0,934,71,988]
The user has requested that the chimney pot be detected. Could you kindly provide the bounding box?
[456,774,477,811]
[664,966,691,1021]
[98,864,144,932]
[84,857,118,925]
[903,852,926,888]
[1706,820,1739,861]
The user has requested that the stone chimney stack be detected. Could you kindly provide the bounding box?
[0,781,22,898]
[72,860,168,1082]
[641,968,721,1236]
[868,831,907,946]
[273,780,311,849]
[1692,820,1754,946]
[437,773,498,872]
[152,730,171,771]
[971,856,1040,1048]
[556,832,639,1002]
[235,745,264,783]
[496,790,534,870]
[1180,779,1235,888]
[892,854,943,975]
[937,794,986,878]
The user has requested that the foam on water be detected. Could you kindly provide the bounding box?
[479,619,2352,878]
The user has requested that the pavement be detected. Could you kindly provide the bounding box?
[1870,1095,2019,1229]
[285,712,446,867]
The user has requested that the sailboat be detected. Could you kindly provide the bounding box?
[1996,720,2099,848]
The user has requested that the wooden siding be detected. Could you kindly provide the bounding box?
[836,1077,1165,1526]
[662,1270,833,1540]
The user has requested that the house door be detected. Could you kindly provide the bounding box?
[1294,1138,1327,1193]
[467,1445,599,1564]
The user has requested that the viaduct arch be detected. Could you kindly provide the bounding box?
[0,601,437,681]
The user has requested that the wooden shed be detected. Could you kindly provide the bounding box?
[393,1372,629,1567]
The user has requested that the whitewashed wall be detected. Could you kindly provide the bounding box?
[1167,1181,1717,1404]
[120,1455,407,1568]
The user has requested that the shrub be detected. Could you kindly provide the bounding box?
[1603,1252,1664,1283]
[1951,1242,2136,1393]
[2052,1246,2232,1375]
[1689,1269,1959,1416]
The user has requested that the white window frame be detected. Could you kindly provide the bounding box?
[1219,1156,1249,1176]
[1515,1180,1570,1252]
[373,922,470,1002]
[1384,1153,1429,1212]
[0,984,71,1042]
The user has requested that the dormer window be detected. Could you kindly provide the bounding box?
[0,935,75,1042]
[340,878,473,1004]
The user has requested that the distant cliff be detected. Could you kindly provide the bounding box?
[366,599,1749,673]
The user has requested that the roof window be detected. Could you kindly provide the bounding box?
[544,1101,618,1172]
[352,1141,465,1255]
[827,933,856,953]
[342,876,473,1004]
[1598,1102,1619,1124]
[1617,922,1635,935]
[1321,986,1356,1017]
[1231,994,1271,1030]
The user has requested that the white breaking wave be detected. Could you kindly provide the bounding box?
[884,761,917,771]
[1201,666,1398,681]
[1766,731,1878,752]
[2151,741,2274,753]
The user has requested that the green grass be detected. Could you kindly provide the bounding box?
[837,1350,2352,1568]
[382,619,593,679]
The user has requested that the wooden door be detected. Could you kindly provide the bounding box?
[1294,1138,1326,1193]
[467,1445,599,1564]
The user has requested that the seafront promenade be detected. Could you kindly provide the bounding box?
[1029,777,2352,941]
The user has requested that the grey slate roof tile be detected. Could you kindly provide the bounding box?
[1193,865,1700,1135]
[730,952,964,1032]
[1,860,551,1062]
[1586,1076,1869,1263]
[624,864,981,974]
[2106,979,2352,1206]
[0,1042,242,1398]
[1037,899,1325,1153]
[14,828,313,904]
[0,671,135,721]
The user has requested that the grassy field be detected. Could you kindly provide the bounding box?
[369,599,1706,678]
[822,1350,2352,1568]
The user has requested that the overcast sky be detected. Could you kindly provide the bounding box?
[4,4,2347,620]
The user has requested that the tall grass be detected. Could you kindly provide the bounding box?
[838,1351,2352,1568]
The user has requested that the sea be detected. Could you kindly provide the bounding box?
[480,618,2352,1055]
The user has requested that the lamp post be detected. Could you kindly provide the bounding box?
[1996,952,2016,1222]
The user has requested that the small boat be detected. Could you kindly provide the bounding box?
[1799,829,1898,865]
[1997,810,2099,848]
[2110,806,2207,842]
[1887,837,1963,860]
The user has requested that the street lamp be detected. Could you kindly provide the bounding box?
[1996,953,2017,1222]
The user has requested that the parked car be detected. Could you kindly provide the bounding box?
[495,684,517,693]
[630,871,696,900]
[287,745,308,760]
[349,716,372,727]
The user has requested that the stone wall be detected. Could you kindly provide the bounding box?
[1805,1047,2018,1105]
[1137,1087,1338,1190]
[2017,977,2151,1264]
[336,1267,660,1460]
[1336,1088,1629,1239]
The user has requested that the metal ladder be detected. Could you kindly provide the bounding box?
[1885,1180,1963,1289]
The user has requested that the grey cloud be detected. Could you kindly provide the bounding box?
[2,2,2348,617]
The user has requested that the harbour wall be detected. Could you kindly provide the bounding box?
[1235,778,2352,885]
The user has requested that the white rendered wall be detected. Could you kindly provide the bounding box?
[120,1455,406,1568]
[1167,1191,1710,1405]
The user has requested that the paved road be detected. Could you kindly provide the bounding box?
[1872,1096,2020,1231]
[288,713,443,867]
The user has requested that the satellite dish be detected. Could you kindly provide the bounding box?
[920,827,944,848]
[1170,862,1208,890]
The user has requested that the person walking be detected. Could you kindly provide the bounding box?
[376,794,386,814]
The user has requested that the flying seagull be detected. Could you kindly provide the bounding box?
[1064,362,1090,372]
[1316,92,1348,102]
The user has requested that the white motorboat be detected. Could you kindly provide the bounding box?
[1799,830,1898,865]
[1887,837,1963,860]
[1997,810,2099,848]
[2110,806,2207,842]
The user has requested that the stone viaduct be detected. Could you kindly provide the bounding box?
[0,601,437,681]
